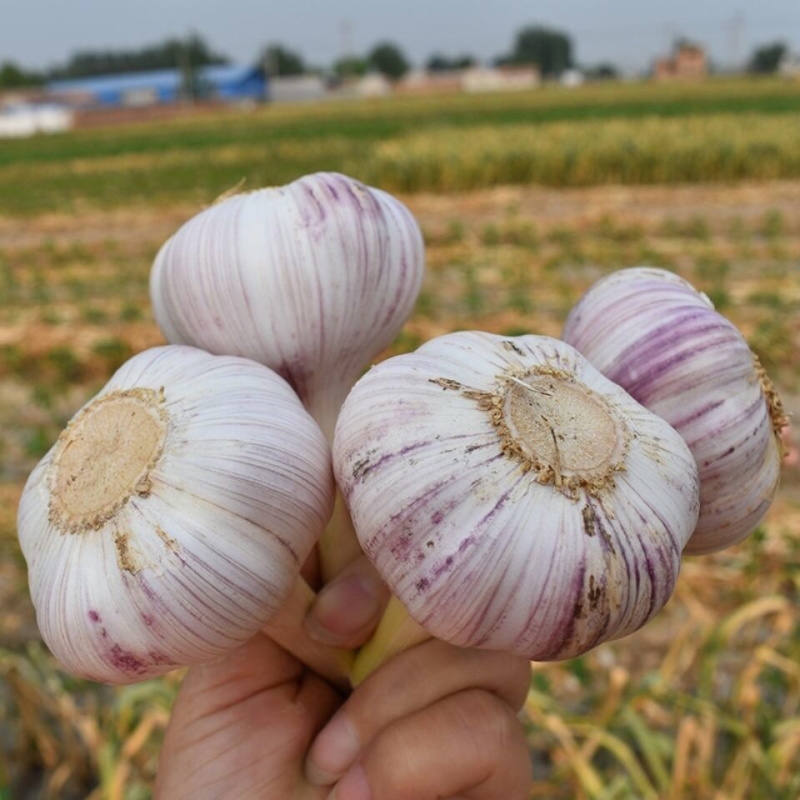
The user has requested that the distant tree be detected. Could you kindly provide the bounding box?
[260,45,306,77]
[584,62,618,80]
[0,61,44,88]
[497,25,573,77]
[333,56,368,78]
[748,41,787,74]
[426,53,476,72]
[368,42,410,79]
[48,34,229,79]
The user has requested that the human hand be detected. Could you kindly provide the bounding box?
[154,558,533,800]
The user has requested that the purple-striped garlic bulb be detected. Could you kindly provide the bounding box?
[149,172,425,442]
[563,267,787,555]
[333,332,699,661]
[17,346,334,683]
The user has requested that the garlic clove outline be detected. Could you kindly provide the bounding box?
[17,345,335,684]
[334,332,700,663]
[563,267,787,555]
[149,172,425,443]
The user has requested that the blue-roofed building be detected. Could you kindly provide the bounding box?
[47,64,266,107]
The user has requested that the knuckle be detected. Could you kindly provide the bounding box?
[460,689,520,745]
[461,689,516,733]
[459,690,531,795]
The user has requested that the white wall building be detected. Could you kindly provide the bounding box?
[268,75,327,103]
[0,103,73,138]
[334,73,393,99]
[779,54,800,79]
[461,66,540,93]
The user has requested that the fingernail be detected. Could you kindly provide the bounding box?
[326,765,372,800]
[305,711,361,785]
[305,574,382,646]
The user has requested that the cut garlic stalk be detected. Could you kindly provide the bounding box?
[563,267,787,554]
[334,332,699,671]
[17,346,336,684]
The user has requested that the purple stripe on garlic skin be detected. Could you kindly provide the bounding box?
[333,332,699,661]
[563,267,786,555]
[149,172,425,441]
[17,346,334,684]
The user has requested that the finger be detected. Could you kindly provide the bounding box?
[330,689,532,800]
[305,555,390,648]
[306,639,531,785]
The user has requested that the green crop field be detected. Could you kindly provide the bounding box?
[1,77,799,799]
[1,77,799,215]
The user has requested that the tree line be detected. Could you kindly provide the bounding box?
[0,27,795,90]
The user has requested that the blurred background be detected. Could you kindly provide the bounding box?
[1,1,799,797]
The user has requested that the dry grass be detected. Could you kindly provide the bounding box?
[1,176,799,798]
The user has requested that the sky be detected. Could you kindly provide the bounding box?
[2,0,798,75]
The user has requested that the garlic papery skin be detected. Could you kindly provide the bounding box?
[334,332,700,662]
[17,345,334,684]
[149,172,425,443]
[563,267,787,555]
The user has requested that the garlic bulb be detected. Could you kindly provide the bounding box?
[563,267,787,555]
[149,172,425,442]
[17,346,334,683]
[334,332,700,661]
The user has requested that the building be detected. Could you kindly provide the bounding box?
[396,69,463,95]
[47,64,266,108]
[654,42,708,81]
[779,53,800,79]
[461,66,540,93]
[0,101,73,137]
[267,75,327,103]
[332,73,393,99]
[395,66,540,95]
[560,69,585,88]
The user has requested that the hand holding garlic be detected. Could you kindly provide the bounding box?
[155,630,531,800]
[17,172,787,700]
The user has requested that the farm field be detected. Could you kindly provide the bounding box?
[1,79,799,799]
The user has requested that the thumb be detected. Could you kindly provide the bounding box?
[305,555,390,649]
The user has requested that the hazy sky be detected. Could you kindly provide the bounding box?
[2,0,798,74]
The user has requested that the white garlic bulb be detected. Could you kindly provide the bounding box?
[149,172,425,441]
[17,346,334,683]
[334,332,700,661]
[563,267,786,555]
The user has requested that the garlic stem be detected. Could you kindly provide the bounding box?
[262,577,354,689]
[350,595,430,686]
[319,491,363,583]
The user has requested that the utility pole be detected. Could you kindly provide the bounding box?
[178,37,194,104]
[340,19,353,60]
[726,13,745,73]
